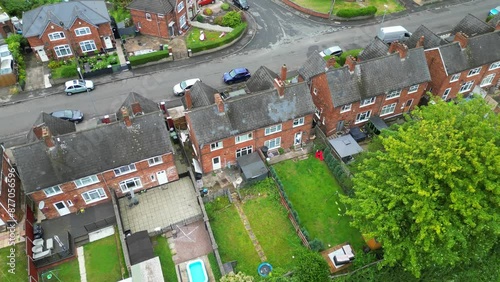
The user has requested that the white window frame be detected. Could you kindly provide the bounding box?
[467,67,481,77]
[459,81,474,93]
[148,156,163,166]
[355,110,371,124]
[442,88,451,100]
[67,200,74,207]
[293,117,305,127]
[119,177,143,193]
[264,137,281,150]
[314,107,321,118]
[210,141,223,151]
[235,132,253,144]
[177,2,185,12]
[158,13,165,18]
[82,188,107,204]
[265,124,282,136]
[54,45,72,57]
[146,13,152,21]
[313,88,318,95]
[340,104,351,113]
[480,74,495,87]
[179,14,187,28]
[48,32,65,41]
[236,146,253,158]
[74,175,99,188]
[489,61,500,70]
[408,84,419,93]
[360,97,376,107]
[450,73,460,82]
[75,27,91,36]
[43,185,62,197]
[386,90,401,100]
[114,164,137,176]
[79,40,97,52]
[380,103,397,116]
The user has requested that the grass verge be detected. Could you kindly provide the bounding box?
[290,0,404,15]
[152,235,177,282]
[0,243,28,282]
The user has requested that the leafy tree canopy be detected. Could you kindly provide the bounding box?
[293,250,330,282]
[342,97,500,277]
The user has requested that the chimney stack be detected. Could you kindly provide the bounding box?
[184,89,193,110]
[273,78,285,98]
[495,20,500,31]
[214,94,224,113]
[131,102,142,115]
[32,125,44,140]
[280,64,287,81]
[102,115,111,124]
[121,106,132,127]
[326,57,336,69]
[416,36,425,48]
[41,125,55,148]
[345,56,357,72]
[454,32,468,49]
[159,101,166,113]
[388,42,408,59]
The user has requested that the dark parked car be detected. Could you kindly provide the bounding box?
[51,110,84,123]
[223,68,251,84]
[233,0,249,10]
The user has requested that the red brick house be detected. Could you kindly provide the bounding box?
[9,93,178,219]
[298,43,431,136]
[128,0,190,39]
[184,65,316,173]
[22,1,115,62]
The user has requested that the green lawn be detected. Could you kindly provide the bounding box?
[151,235,177,282]
[205,197,261,276]
[0,243,28,282]
[208,252,222,281]
[291,0,404,15]
[84,231,128,281]
[273,156,365,252]
[39,258,80,281]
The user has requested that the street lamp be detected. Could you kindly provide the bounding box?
[328,0,336,20]
[380,5,389,29]
[77,67,83,80]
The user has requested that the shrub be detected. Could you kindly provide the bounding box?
[309,238,325,252]
[301,228,310,241]
[221,11,242,28]
[336,6,377,18]
[196,14,204,23]
[128,50,170,66]
[337,48,363,65]
[214,15,224,26]
[48,60,61,69]
[203,8,213,16]
[278,148,285,155]
[221,2,230,11]
[59,64,79,78]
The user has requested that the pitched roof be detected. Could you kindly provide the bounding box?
[246,66,279,92]
[439,31,500,75]
[22,1,110,37]
[27,112,76,143]
[298,53,327,81]
[187,82,315,145]
[450,14,494,37]
[128,0,174,14]
[406,25,448,49]
[327,48,431,107]
[11,112,173,194]
[185,81,219,108]
[116,92,160,120]
[358,37,389,61]
[488,13,500,27]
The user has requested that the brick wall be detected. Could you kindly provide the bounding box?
[282,0,330,19]
[130,9,170,38]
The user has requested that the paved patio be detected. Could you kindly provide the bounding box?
[119,177,202,234]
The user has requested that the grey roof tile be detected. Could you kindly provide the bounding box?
[22,1,110,37]
[116,92,160,120]
[298,53,327,81]
[488,14,500,27]
[27,112,76,143]
[358,37,389,61]
[128,0,174,14]
[246,66,279,92]
[186,81,219,108]
[406,25,448,49]
[450,14,494,37]
[11,112,173,194]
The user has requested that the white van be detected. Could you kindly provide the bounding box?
[377,26,412,44]
[0,58,13,75]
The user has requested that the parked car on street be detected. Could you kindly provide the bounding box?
[233,0,249,10]
[319,46,343,58]
[51,110,84,123]
[173,78,201,96]
[198,0,215,6]
[64,79,94,95]
[223,68,251,84]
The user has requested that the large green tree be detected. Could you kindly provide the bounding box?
[342,97,500,277]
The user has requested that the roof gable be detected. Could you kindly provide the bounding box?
[406,25,448,49]
[27,112,76,143]
[128,0,174,14]
[116,92,160,119]
[246,66,279,92]
[298,53,327,81]
[358,37,389,61]
[450,14,494,38]
[186,81,219,108]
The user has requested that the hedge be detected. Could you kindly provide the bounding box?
[188,23,247,53]
[128,50,170,66]
[336,6,377,18]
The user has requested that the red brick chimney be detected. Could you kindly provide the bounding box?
[273,78,285,98]
[496,20,500,31]
[345,56,357,72]
[214,94,224,113]
[159,101,166,113]
[32,125,44,140]
[416,36,425,48]
[184,89,193,110]
[121,106,132,127]
[388,42,408,59]
[41,125,55,148]
[102,115,111,124]
[280,64,287,81]
[326,57,336,69]
[131,102,142,115]
[454,32,468,49]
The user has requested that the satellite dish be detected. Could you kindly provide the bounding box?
[38,201,45,210]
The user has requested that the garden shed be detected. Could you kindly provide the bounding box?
[125,230,155,265]
[237,152,268,184]
[329,134,364,163]
[365,116,389,135]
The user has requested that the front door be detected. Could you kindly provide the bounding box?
[54,201,70,216]
[294,132,302,145]
[34,46,49,62]
[156,170,168,185]
[212,156,221,171]
[103,36,113,49]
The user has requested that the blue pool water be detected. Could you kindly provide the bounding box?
[187,260,208,282]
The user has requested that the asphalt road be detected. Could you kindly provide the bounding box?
[0,0,497,144]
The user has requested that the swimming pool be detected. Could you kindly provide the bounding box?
[187,259,208,282]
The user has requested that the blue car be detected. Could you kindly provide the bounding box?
[223,68,251,84]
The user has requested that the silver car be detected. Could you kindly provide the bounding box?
[65,79,94,96]
[319,46,343,58]
[173,78,201,96]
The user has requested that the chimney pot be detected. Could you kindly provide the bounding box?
[214,93,224,113]
[416,36,425,48]
[41,126,55,147]
[280,64,287,81]
[273,78,285,97]
[326,57,336,69]
[184,89,193,110]
[345,56,357,72]
[32,125,44,140]
[388,42,408,59]
[121,106,132,127]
